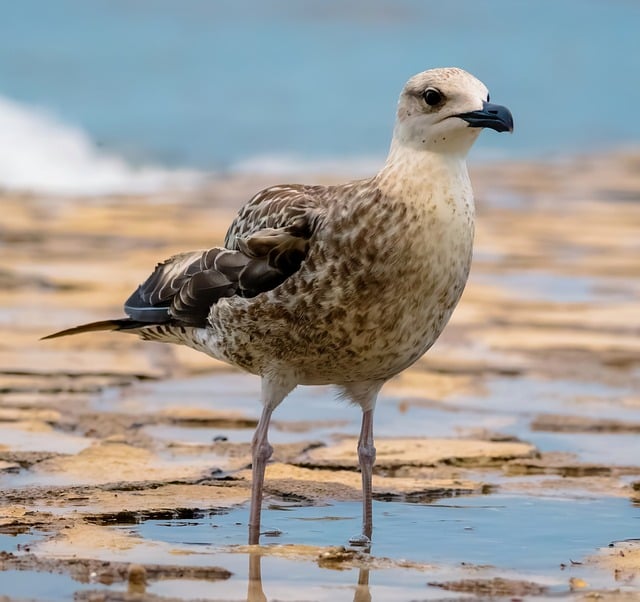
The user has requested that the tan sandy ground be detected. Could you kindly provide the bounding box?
[2,151,640,598]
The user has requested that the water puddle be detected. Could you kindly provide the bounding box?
[0,556,440,602]
[477,271,634,304]
[94,372,524,443]
[447,376,640,466]
[123,496,639,570]
[0,423,93,455]
[147,558,436,601]
[0,570,117,602]
[0,528,42,553]
[531,432,640,466]
[92,370,640,474]
[94,494,639,598]
[454,376,639,420]
[8,495,636,600]
[93,373,267,416]
[0,494,630,600]
[144,421,346,447]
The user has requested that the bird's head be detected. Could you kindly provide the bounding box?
[394,67,513,157]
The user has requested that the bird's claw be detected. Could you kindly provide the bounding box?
[348,533,371,547]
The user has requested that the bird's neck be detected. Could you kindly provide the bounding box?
[376,139,472,207]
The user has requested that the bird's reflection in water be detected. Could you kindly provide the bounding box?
[354,567,372,602]
[245,552,372,602]
[247,552,266,602]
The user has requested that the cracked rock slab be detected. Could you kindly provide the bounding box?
[532,414,640,433]
[428,577,548,597]
[31,440,220,485]
[235,462,485,503]
[0,550,231,583]
[295,438,536,470]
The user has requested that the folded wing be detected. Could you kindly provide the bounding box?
[124,185,325,328]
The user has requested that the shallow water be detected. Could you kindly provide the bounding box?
[97,370,640,468]
[126,496,640,572]
[146,565,435,602]
[531,432,640,466]
[0,530,41,552]
[478,272,609,304]
[0,424,92,455]
[4,495,627,600]
[0,570,110,602]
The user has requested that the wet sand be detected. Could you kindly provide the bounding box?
[2,151,640,600]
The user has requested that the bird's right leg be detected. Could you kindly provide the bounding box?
[340,380,384,548]
[248,403,273,544]
[248,376,294,545]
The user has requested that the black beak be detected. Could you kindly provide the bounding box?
[457,101,514,133]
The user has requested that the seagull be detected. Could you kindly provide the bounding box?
[44,67,513,546]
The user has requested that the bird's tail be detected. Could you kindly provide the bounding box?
[41,319,146,340]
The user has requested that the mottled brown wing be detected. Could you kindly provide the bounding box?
[124,185,328,328]
[224,184,326,248]
[124,248,236,325]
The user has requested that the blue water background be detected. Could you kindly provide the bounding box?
[1,0,639,169]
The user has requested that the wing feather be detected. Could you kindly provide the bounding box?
[224,184,326,247]
[123,184,329,328]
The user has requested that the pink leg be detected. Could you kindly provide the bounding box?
[342,381,382,547]
[248,376,295,545]
[248,404,274,545]
[357,408,376,542]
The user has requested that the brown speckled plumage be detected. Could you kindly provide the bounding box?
[44,68,513,545]
[191,170,473,385]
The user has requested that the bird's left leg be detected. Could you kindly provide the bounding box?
[355,407,375,543]
[340,380,384,546]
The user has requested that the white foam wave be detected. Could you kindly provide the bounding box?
[0,95,203,196]
[228,154,383,178]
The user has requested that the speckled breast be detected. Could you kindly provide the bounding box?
[208,191,474,385]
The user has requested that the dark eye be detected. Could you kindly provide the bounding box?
[423,87,443,106]
[487,94,491,102]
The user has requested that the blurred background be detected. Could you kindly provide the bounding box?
[0,0,638,196]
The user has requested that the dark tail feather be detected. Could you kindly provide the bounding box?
[41,319,145,340]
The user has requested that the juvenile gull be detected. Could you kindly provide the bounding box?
[44,67,513,545]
